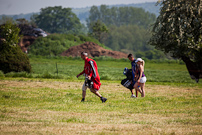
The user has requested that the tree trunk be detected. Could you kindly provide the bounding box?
[181,56,202,83]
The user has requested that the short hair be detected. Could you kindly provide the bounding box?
[81,52,88,56]
[127,53,133,58]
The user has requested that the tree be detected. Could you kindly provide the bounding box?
[149,0,202,82]
[103,25,153,53]
[16,18,29,25]
[0,16,16,25]
[32,6,83,34]
[89,20,109,43]
[0,22,31,73]
[86,5,156,28]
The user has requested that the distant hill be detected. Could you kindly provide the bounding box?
[0,2,160,24]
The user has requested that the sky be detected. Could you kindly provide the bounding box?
[0,0,158,15]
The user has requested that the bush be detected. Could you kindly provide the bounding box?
[0,44,32,74]
[29,34,108,56]
[0,22,32,74]
[5,71,33,78]
[0,70,4,77]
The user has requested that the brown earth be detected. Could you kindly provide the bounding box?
[61,42,128,59]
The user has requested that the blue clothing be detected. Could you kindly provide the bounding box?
[131,59,136,85]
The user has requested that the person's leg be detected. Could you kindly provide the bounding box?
[90,88,107,103]
[134,82,142,94]
[136,89,138,97]
[130,89,136,98]
[81,83,87,101]
[139,77,146,97]
[90,88,102,97]
[82,91,86,98]
[130,89,134,95]
[140,83,145,97]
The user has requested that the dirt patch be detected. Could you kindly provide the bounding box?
[61,42,128,59]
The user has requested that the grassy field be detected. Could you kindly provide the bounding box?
[0,78,201,134]
[3,56,198,84]
[0,57,202,134]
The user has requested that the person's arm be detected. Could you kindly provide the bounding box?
[88,60,96,79]
[77,69,85,78]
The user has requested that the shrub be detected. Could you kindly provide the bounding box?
[0,70,4,77]
[5,72,33,78]
[29,34,108,56]
[0,22,32,74]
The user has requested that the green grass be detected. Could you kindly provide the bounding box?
[0,79,201,134]
[0,56,201,134]
[10,56,197,84]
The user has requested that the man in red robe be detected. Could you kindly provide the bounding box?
[77,52,107,103]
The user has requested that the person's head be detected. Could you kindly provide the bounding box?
[127,53,134,62]
[135,58,145,66]
[81,52,88,60]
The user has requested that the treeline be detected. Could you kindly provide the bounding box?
[86,5,166,59]
[87,5,156,28]
[0,4,169,59]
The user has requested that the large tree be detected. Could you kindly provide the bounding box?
[149,0,202,82]
[88,20,109,43]
[32,6,83,34]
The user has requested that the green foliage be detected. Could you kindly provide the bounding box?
[149,0,202,82]
[32,6,84,34]
[0,70,4,77]
[88,20,109,42]
[0,22,21,46]
[16,18,29,25]
[103,25,156,56]
[150,0,202,62]
[0,16,16,25]
[0,44,32,73]
[5,72,33,78]
[136,49,167,60]
[0,22,32,74]
[86,5,165,59]
[87,5,156,28]
[29,34,107,56]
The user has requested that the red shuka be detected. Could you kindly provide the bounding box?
[79,57,101,90]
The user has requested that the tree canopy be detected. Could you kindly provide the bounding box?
[32,6,84,34]
[149,0,202,82]
[87,5,156,28]
[86,5,162,59]
[88,20,109,43]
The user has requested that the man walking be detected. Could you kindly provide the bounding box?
[127,53,138,97]
[76,52,107,103]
